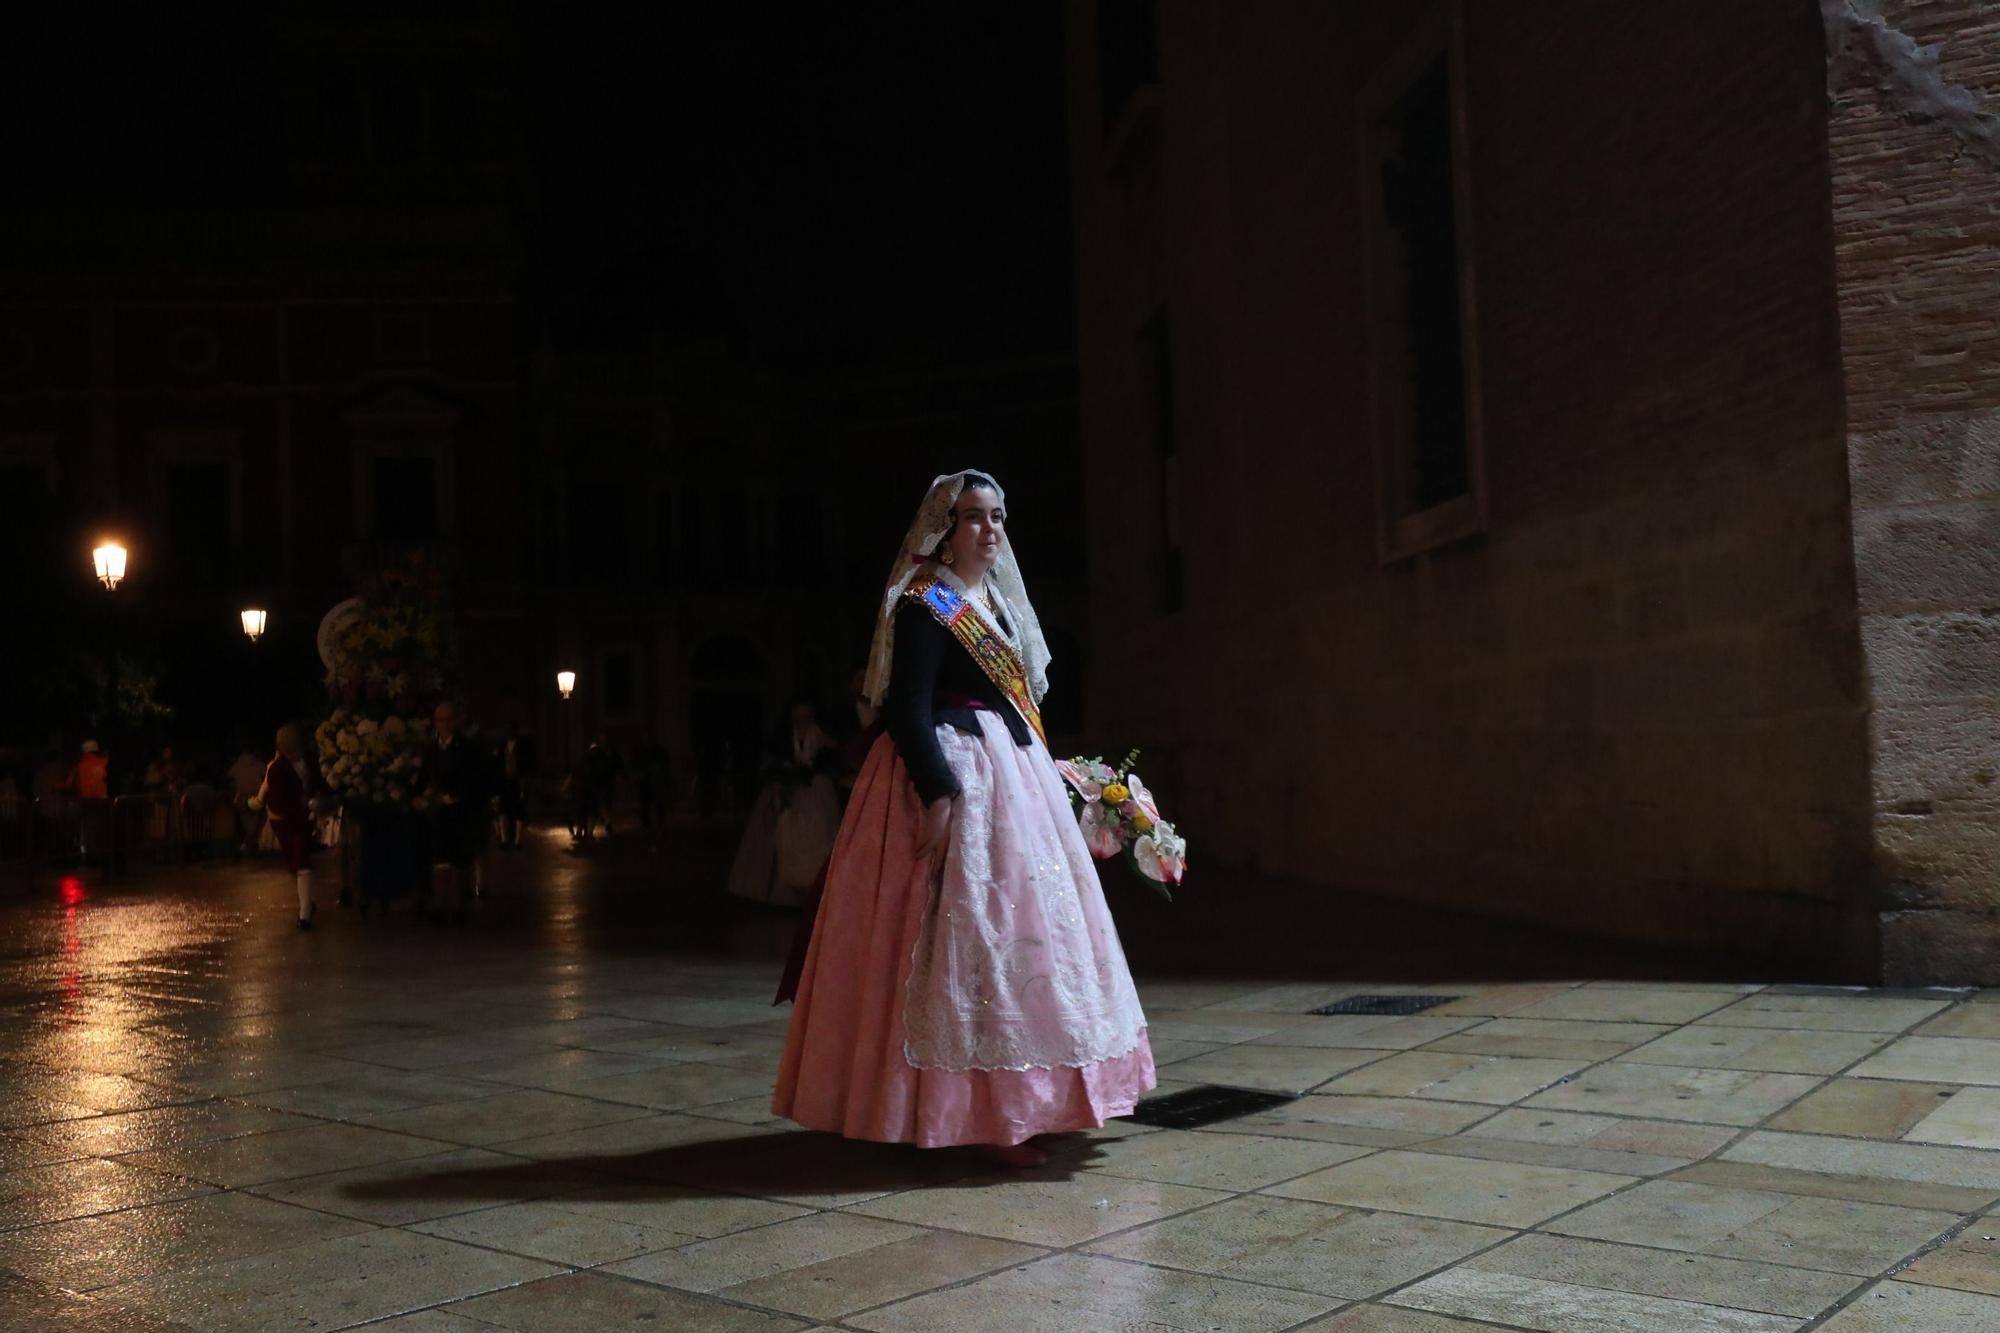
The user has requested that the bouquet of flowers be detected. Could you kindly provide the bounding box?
[320,557,454,718]
[1054,748,1186,900]
[314,554,457,814]
[314,707,431,811]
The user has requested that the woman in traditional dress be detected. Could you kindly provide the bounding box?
[252,723,323,929]
[727,700,842,907]
[772,470,1153,1167]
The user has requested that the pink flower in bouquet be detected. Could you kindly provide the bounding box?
[1079,799,1127,859]
[1133,820,1187,885]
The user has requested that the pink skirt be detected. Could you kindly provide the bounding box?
[772,715,1154,1148]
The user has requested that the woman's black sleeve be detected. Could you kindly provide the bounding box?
[884,601,962,806]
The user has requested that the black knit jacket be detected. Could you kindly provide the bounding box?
[883,598,1032,805]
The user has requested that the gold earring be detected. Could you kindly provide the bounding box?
[940,547,956,565]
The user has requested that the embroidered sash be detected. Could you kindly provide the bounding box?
[906,576,1046,745]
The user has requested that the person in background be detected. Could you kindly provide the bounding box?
[143,744,186,794]
[633,737,671,847]
[141,744,187,861]
[252,724,322,929]
[496,721,535,850]
[32,747,69,855]
[227,747,267,855]
[727,700,840,907]
[573,736,618,842]
[416,702,487,920]
[68,739,109,801]
[63,739,111,863]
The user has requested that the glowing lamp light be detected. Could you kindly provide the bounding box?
[93,542,128,590]
[556,670,577,700]
[240,608,268,642]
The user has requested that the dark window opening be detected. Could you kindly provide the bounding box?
[428,60,480,156]
[1097,0,1159,132]
[603,650,636,716]
[567,480,628,585]
[0,466,56,579]
[372,456,438,542]
[1376,55,1471,515]
[368,66,424,162]
[375,312,427,363]
[166,462,232,587]
[309,69,363,161]
[716,488,749,581]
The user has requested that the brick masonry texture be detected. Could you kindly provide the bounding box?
[1827,0,2000,981]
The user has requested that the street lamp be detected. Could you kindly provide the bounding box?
[556,670,576,771]
[93,542,128,590]
[240,608,268,642]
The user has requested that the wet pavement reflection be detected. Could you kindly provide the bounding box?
[4,828,1996,1330]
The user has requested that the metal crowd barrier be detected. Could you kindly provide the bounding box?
[0,792,256,892]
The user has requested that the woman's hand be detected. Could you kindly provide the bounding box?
[915,796,953,859]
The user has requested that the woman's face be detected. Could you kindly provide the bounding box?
[945,485,1004,578]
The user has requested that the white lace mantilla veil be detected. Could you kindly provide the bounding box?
[862,470,1052,713]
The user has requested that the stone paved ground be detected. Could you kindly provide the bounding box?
[2,834,1997,1331]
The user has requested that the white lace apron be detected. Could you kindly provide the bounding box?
[901,714,1148,1072]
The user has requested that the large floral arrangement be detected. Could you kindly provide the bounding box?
[1055,749,1187,900]
[314,708,431,809]
[320,558,453,716]
[315,556,456,812]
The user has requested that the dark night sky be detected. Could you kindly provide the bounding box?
[3,3,1078,375]
[529,3,1076,370]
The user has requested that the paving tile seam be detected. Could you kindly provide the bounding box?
[1323,1020,1858,1261]
[611,1229,1054,1325]
[1677,994,1987,1184]
[0,1182,225,1234]
[1079,1185,1542,1306]
[1462,1248,1872,1322]
[1383,1005,1755,1148]
[313,1261,579,1333]
[1875,1212,1988,1284]
[1055,1246,1384,1311]
[1796,1276,1896,1332]
[1521,1210,1969,1279]
[0,1088,223,1129]
[1380,1248,1867,1328]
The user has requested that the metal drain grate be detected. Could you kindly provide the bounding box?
[1128,1085,1297,1130]
[1310,993,1460,1016]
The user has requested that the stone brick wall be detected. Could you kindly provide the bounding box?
[1067,0,1878,974]
[1824,0,2000,981]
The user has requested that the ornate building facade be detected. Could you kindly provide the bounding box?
[0,2,1090,803]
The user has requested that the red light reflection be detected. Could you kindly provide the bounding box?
[59,876,85,1003]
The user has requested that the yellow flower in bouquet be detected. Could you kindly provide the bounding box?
[1052,748,1185,899]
